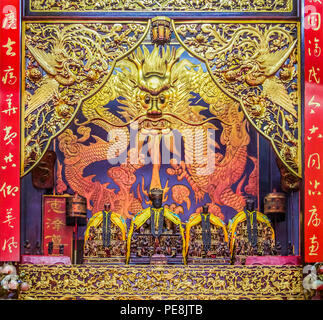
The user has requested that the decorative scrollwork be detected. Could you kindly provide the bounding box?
[19,264,304,300]
[173,22,301,178]
[22,21,149,176]
[29,0,293,13]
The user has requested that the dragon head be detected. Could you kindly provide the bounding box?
[128,45,184,121]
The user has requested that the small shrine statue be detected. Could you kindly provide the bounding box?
[126,188,186,265]
[185,205,230,264]
[83,203,127,264]
[228,197,275,263]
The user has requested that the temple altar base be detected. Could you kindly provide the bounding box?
[18,264,304,300]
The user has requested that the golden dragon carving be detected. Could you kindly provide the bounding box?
[58,44,257,219]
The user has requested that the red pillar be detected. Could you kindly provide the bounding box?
[304,0,323,263]
[0,0,21,261]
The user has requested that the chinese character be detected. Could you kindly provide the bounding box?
[2,66,17,85]
[45,234,65,248]
[1,236,18,253]
[46,199,65,214]
[1,152,16,170]
[309,66,320,84]
[307,205,321,227]
[307,124,322,140]
[308,95,321,114]
[309,125,319,134]
[1,94,18,116]
[0,182,19,198]
[1,6,17,30]
[308,12,321,31]
[2,208,15,228]
[3,126,17,145]
[46,218,65,232]
[309,38,321,57]
[2,37,16,56]
[309,234,319,256]
[308,153,321,169]
[308,180,322,196]
[308,0,322,3]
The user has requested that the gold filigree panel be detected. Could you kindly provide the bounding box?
[29,0,293,13]
[173,21,301,178]
[22,21,149,176]
[22,19,301,180]
[19,264,304,300]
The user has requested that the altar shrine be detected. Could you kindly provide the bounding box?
[0,0,323,301]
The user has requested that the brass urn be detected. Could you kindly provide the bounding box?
[264,189,287,222]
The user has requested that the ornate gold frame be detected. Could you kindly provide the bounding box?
[28,0,294,13]
[21,19,301,180]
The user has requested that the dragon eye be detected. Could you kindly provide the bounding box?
[144,95,150,104]
[160,95,165,104]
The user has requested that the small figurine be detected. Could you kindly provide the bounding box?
[185,204,229,264]
[105,247,111,257]
[275,241,282,256]
[262,238,272,256]
[35,241,41,255]
[165,236,172,255]
[83,203,127,263]
[48,241,53,255]
[252,243,258,256]
[235,239,242,256]
[176,237,183,255]
[24,240,31,255]
[228,197,275,260]
[126,188,185,264]
[89,227,96,240]
[59,244,64,255]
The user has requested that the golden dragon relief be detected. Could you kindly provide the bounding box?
[22,21,149,176]
[57,44,257,220]
[173,22,301,178]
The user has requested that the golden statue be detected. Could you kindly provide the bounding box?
[185,205,230,264]
[228,197,275,262]
[83,204,127,263]
[126,188,186,265]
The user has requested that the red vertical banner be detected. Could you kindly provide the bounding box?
[0,0,20,261]
[304,2,323,263]
[42,196,73,260]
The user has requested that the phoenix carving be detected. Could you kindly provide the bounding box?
[22,22,148,176]
[225,39,297,118]
[25,42,81,118]
[175,22,301,177]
